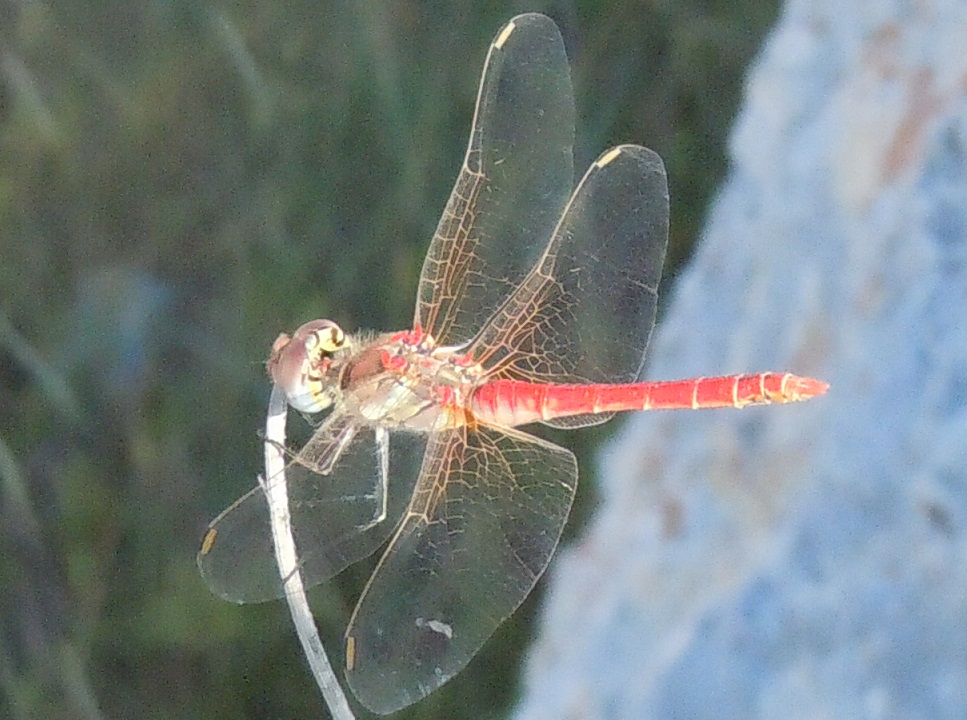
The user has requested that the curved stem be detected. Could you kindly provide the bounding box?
[262,386,356,720]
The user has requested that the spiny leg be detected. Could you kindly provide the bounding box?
[355,426,390,532]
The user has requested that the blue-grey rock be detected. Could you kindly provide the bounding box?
[514,1,967,718]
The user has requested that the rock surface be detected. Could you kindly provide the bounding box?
[514,1,967,718]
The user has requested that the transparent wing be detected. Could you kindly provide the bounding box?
[415,13,575,347]
[343,424,577,714]
[469,144,669,428]
[197,413,425,603]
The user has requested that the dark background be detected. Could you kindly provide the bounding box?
[0,1,778,718]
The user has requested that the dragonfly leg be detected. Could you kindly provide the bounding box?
[296,420,357,476]
[374,426,389,525]
[355,426,390,532]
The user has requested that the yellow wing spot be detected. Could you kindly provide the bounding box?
[596,147,624,168]
[200,528,217,555]
[494,20,516,50]
[345,635,357,672]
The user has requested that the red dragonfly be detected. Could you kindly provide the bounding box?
[198,13,826,715]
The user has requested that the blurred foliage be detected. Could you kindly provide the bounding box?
[0,0,777,718]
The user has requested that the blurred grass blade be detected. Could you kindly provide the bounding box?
[0,435,40,538]
[59,642,106,720]
[0,311,81,422]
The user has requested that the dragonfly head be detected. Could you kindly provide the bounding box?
[267,319,350,413]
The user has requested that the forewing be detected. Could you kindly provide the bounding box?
[469,145,669,427]
[197,413,425,603]
[416,13,575,347]
[343,424,577,714]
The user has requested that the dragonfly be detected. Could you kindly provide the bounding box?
[198,12,827,715]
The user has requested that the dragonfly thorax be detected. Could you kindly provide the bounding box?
[336,328,485,431]
[267,319,352,413]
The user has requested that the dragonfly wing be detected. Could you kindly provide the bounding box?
[415,13,574,347]
[469,145,669,428]
[344,424,577,714]
[197,413,425,603]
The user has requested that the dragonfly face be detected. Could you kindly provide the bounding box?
[267,319,350,413]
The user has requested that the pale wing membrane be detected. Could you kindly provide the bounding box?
[197,413,425,603]
[469,145,669,428]
[344,424,577,714]
[416,13,575,347]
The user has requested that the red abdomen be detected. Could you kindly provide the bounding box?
[470,373,828,427]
